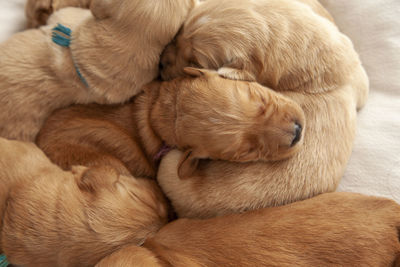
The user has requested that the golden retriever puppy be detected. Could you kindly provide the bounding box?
[97,192,400,267]
[0,0,195,142]
[37,71,305,180]
[156,0,369,218]
[0,137,168,267]
[160,0,366,100]
[25,0,92,28]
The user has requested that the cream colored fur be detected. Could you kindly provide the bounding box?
[0,0,195,141]
[0,137,168,267]
[157,0,369,218]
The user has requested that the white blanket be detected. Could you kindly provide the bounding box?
[320,0,400,202]
[0,0,26,42]
[1,0,399,202]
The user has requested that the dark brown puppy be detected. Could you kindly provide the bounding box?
[97,192,400,267]
[37,70,305,179]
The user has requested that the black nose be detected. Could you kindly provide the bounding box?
[291,123,302,147]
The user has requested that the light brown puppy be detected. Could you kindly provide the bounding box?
[156,0,369,218]
[160,0,366,100]
[97,192,400,267]
[1,0,195,141]
[0,137,168,267]
[25,0,92,28]
[37,72,305,180]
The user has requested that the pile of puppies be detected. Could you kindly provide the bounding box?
[0,0,399,266]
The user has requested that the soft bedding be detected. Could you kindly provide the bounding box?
[320,0,400,202]
[0,0,399,202]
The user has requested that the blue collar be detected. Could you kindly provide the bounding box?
[0,254,9,267]
[52,24,89,88]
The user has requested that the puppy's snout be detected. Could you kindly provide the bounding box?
[291,123,302,147]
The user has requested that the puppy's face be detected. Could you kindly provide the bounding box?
[161,35,196,81]
[160,3,234,81]
[160,0,273,81]
[172,69,305,178]
[74,166,168,245]
[160,27,232,80]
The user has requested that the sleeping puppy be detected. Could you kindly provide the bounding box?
[156,0,370,218]
[0,137,168,267]
[97,192,400,267]
[1,0,195,141]
[36,70,305,180]
[160,0,366,101]
[25,0,92,28]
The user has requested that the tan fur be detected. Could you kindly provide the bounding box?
[37,74,305,181]
[1,0,195,141]
[25,0,92,28]
[97,193,400,267]
[160,0,366,98]
[0,137,168,267]
[156,0,369,218]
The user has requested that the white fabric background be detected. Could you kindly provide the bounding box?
[0,0,399,201]
[320,0,400,202]
[0,0,26,43]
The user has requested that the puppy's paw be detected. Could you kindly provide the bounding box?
[25,0,54,28]
[217,67,256,82]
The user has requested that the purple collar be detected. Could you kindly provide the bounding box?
[154,144,173,163]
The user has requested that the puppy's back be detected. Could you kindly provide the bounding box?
[144,193,400,266]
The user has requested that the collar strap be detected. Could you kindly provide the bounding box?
[52,24,89,88]
[154,144,173,164]
[0,254,9,267]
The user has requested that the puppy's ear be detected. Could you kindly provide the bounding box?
[90,0,112,20]
[183,67,217,77]
[76,165,118,193]
[177,150,202,179]
[183,67,206,77]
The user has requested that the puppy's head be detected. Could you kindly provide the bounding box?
[73,165,168,245]
[25,0,92,28]
[171,68,305,179]
[160,0,258,80]
[25,0,54,28]
[90,0,196,44]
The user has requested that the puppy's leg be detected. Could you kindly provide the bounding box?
[37,113,156,178]
[39,143,132,177]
